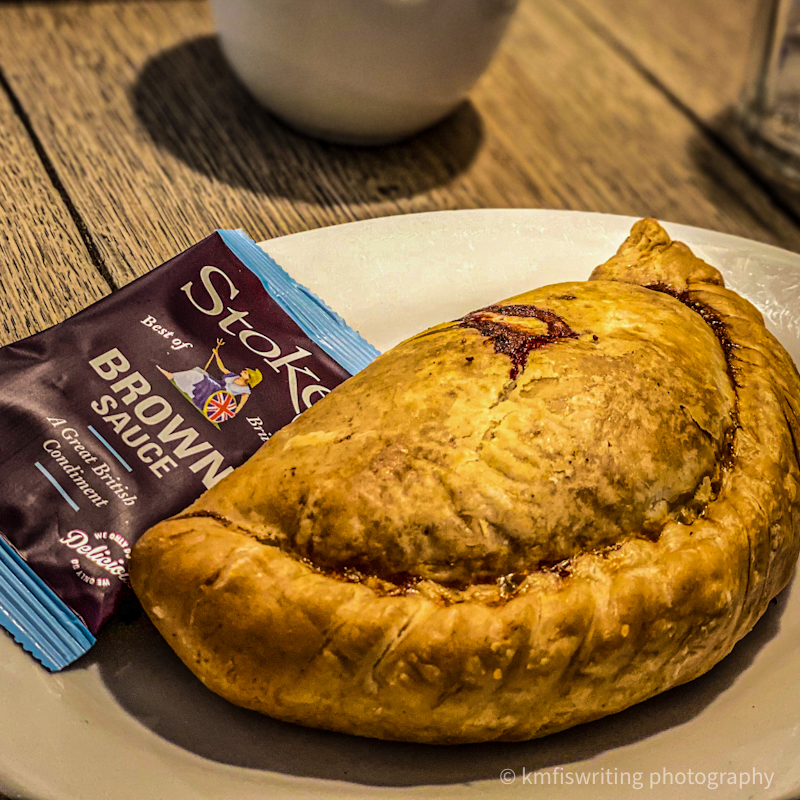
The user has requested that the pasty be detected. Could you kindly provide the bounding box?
[130,219,800,743]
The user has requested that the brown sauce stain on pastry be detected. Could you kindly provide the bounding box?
[308,550,579,606]
[646,284,740,389]
[459,304,579,379]
[312,546,643,607]
[327,560,422,594]
[646,283,741,469]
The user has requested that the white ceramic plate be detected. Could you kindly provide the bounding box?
[2,210,800,800]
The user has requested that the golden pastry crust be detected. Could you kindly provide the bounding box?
[130,218,800,744]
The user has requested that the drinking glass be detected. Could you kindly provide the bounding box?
[740,0,800,179]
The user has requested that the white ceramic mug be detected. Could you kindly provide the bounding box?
[210,0,519,145]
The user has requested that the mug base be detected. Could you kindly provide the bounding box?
[270,108,458,147]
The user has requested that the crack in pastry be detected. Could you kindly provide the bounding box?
[459,303,580,379]
[131,218,800,744]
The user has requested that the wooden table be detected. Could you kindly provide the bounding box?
[0,0,798,351]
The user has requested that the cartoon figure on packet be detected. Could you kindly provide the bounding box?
[158,339,262,425]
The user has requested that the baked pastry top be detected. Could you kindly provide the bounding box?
[130,219,800,744]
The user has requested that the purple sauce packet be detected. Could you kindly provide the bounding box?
[0,230,379,670]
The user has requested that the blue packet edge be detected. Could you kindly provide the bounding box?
[217,229,381,375]
[0,536,95,671]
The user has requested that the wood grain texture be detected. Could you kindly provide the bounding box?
[476,0,796,241]
[0,79,107,346]
[0,0,798,301]
[567,0,759,123]
[569,0,800,212]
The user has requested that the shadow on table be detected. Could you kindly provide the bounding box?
[131,35,483,205]
[687,107,800,248]
[79,586,791,787]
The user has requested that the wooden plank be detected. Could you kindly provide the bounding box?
[0,0,799,297]
[0,79,108,346]
[565,0,757,124]
[475,0,794,238]
[0,0,466,285]
[548,0,800,217]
